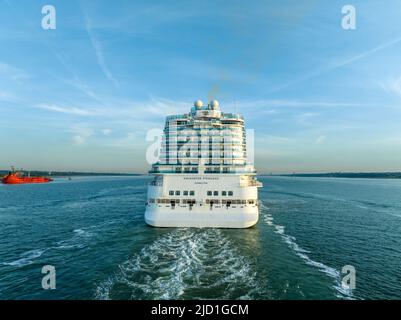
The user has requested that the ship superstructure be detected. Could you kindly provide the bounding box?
[145,99,262,228]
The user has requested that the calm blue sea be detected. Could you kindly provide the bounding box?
[0,176,400,300]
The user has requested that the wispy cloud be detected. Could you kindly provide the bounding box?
[268,36,401,94]
[83,10,120,88]
[36,104,96,116]
[0,62,30,82]
[240,99,369,109]
[35,97,190,122]
[70,124,94,145]
[49,49,105,104]
[102,128,112,136]
[315,135,326,144]
[0,90,20,103]
[105,132,142,148]
[63,76,104,103]
[377,76,401,98]
[296,112,320,125]
[256,134,292,144]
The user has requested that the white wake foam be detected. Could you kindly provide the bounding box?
[95,229,261,300]
[260,202,353,299]
[2,249,45,267]
[55,224,108,250]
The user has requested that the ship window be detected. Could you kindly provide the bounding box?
[222,191,227,196]
[213,191,218,196]
[190,191,195,196]
[169,191,174,196]
[184,191,188,196]
[207,191,212,196]
[175,191,180,196]
[228,191,233,196]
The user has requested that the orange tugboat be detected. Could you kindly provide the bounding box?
[1,168,53,184]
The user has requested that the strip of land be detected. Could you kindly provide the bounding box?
[273,172,401,179]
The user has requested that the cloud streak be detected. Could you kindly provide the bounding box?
[268,36,401,94]
[49,49,105,104]
[83,10,119,88]
[0,90,20,103]
[36,104,96,116]
[378,76,401,98]
[0,62,30,82]
[239,99,371,110]
[34,97,190,121]
[70,124,94,145]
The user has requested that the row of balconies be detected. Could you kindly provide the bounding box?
[149,178,262,187]
[164,125,244,131]
[164,112,244,123]
[161,146,246,151]
[161,150,246,155]
[163,141,246,146]
[160,157,247,162]
[165,129,244,134]
[149,166,255,174]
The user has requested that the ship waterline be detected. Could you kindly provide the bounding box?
[145,99,262,228]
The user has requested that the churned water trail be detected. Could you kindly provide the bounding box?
[2,249,46,267]
[95,228,261,300]
[260,202,353,299]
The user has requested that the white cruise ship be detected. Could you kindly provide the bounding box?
[145,99,262,228]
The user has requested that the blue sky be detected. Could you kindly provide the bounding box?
[1,0,401,173]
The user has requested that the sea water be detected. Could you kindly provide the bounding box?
[0,176,400,300]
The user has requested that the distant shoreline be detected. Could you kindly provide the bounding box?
[264,172,401,179]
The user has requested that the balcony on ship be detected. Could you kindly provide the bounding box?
[149,177,163,186]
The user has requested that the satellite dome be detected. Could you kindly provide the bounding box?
[210,100,219,110]
[194,100,203,109]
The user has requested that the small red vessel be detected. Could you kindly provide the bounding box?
[1,168,53,184]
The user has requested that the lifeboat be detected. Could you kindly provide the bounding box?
[1,171,53,184]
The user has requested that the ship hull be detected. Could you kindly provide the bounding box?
[1,175,52,184]
[145,205,259,228]
[145,173,261,228]
[2,181,52,184]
